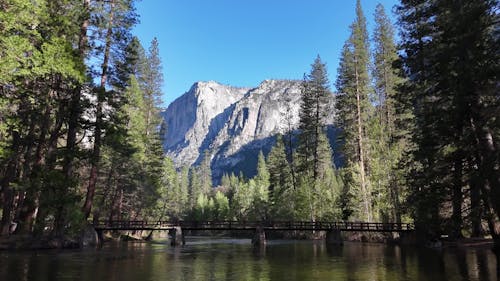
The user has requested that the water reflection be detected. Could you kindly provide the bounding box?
[0,239,497,281]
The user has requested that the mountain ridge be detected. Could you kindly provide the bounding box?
[162,79,336,183]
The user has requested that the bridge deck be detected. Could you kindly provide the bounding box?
[93,220,414,232]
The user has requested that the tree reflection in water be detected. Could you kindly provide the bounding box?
[0,239,497,281]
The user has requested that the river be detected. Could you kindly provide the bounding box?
[0,238,497,281]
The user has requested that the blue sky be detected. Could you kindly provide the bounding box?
[133,0,400,107]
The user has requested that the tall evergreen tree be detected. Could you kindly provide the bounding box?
[369,3,407,223]
[267,135,294,219]
[253,151,270,220]
[199,150,213,195]
[188,166,202,210]
[297,55,332,222]
[335,0,373,222]
[83,0,138,219]
[142,37,164,137]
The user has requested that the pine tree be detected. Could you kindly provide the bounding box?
[178,166,190,217]
[335,0,373,222]
[199,150,213,195]
[314,131,341,220]
[83,0,138,219]
[370,3,406,223]
[267,135,294,219]
[231,178,252,220]
[161,157,180,219]
[372,4,399,133]
[188,167,202,210]
[253,151,270,220]
[297,55,332,222]
[142,37,164,137]
[255,151,270,187]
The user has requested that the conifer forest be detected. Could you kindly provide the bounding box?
[0,0,498,255]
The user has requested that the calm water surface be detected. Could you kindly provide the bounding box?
[0,238,497,281]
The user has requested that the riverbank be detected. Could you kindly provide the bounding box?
[0,230,496,251]
[0,235,80,250]
[443,237,495,249]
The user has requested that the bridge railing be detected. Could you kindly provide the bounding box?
[92,220,414,231]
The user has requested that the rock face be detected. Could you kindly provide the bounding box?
[162,79,336,184]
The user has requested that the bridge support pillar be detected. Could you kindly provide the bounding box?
[252,227,266,246]
[326,230,343,245]
[96,230,104,247]
[399,231,417,245]
[170,226,185,246]
[80,224,100,248]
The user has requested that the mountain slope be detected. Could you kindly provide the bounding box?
[162,79,336,183]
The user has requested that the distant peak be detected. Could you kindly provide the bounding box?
[258,79,300,89]
[195,80,221,86]
[186,79,300,97]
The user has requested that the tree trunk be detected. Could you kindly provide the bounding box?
[389,179,401,223]
[470,116,499,255]
[49,96,69,236]
[82,0,115,219]
[0,132,21,236]
[469,172,483,237]
[354,58,371,222]
[470,114,499,220]
[450,153,464,239]
[64,0,89,178]
[17,88,56,234]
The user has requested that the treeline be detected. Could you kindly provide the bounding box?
[396,0,499,242]
[0,0,167,237]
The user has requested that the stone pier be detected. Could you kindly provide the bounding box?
[325,229,343,245]
[399,231,417,245]
[252,227,266,246]
[81,224,100,248]
[170,226,185,246]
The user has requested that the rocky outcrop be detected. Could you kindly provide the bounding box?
[162,79,336,183]
[163,81,248,166]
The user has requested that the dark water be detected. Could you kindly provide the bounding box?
[0,238,497,281]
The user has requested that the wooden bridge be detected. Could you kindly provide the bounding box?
[92,220,415,246]
[93,220,414,232]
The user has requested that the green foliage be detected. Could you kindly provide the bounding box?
[335,0,374,222]
[193,193,211,221]
[231,179,253,220]
[213,191,230,220]
[364,3,410,223]
[295,56,336,222]
[396,0,499,238]
[188,167,202,209]
[199,150,213,195]
[0,96,7,158]
[267,135,294,219]
[123,75,148,160]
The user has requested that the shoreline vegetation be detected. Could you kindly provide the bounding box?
[0,229,494,251]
